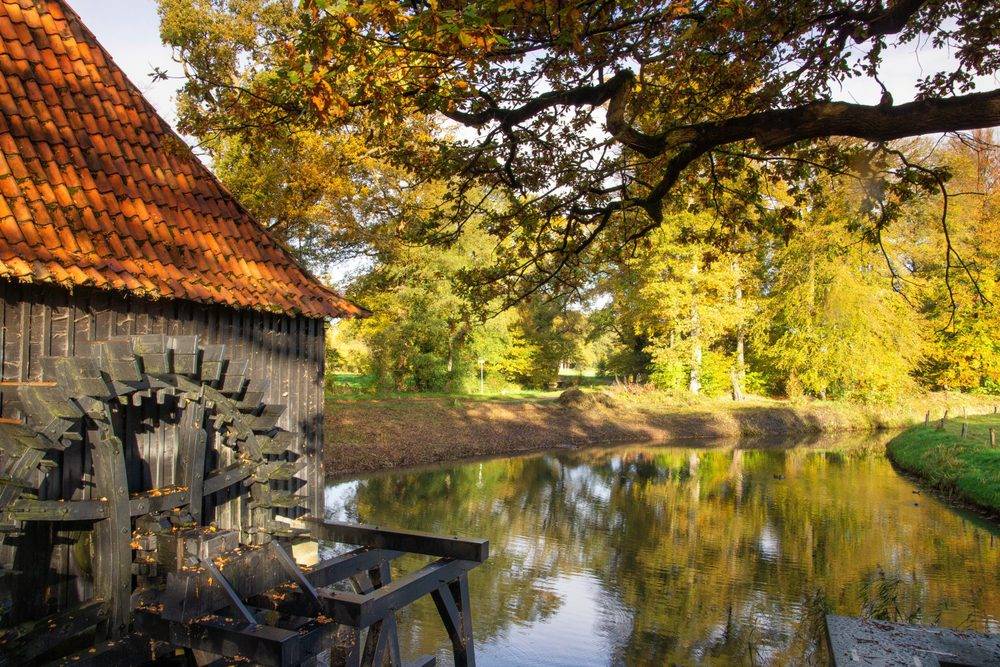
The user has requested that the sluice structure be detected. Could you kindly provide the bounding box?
[0,2,486,664]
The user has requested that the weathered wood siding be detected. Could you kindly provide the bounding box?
[0,279,327,617]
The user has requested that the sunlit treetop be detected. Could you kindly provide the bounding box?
[159,0,1000,302]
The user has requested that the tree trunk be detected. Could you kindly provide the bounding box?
[689,255,702,395]
[732,259,746,401]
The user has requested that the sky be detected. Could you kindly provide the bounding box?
[71,0,183,131]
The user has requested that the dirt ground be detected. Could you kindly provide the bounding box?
[323,390,997,479]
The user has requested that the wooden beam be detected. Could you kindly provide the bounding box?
[0,381,56,387]
[84,399,133,640]
[177,403,208,523]
[306,519,489,563]
[134,609,305,667]
[319,558,479,629]
[201,557,259,626]
[348,560,403,667]
[306,547,403,589]
[129,487,190,516]
[269,542,321,612]
[45,634,164,667]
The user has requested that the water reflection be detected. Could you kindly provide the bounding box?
[325,434,1000,666]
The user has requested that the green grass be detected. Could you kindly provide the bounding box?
[325,372,562,401]
[887,414,1000,514]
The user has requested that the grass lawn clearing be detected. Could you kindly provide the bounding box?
[887,414,1000,514]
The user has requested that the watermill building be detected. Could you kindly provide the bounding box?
[0,0,362,624]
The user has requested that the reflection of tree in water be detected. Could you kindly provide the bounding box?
[333,435,1000,665]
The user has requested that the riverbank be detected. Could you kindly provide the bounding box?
[887,415,1000,515]
[324,389,997,478]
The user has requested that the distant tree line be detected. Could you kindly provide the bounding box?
[322,136,999,401]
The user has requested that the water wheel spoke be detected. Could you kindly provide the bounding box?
[258,459,307,482]
[16,384,81,444]
[7,498,107,521]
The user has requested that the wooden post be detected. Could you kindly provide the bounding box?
[924,410,930,426]
[961,422,968,438]
[431,574,477,667]
[938,409,949,430]
[176,403,207,525]
[83,398,133,640]
[991,429,996,448]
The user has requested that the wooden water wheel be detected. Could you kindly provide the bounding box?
[0,334,488,667]
[0,334,307,658]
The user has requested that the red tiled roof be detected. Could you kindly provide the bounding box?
[0,0,366,319]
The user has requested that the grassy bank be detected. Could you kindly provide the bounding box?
[324,388,997,478]
[887,415,1000,515]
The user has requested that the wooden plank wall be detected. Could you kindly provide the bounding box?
[0,279,327,619]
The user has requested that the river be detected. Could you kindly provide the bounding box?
[323,432,1000,666]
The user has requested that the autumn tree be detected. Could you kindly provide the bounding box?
[159,0,1000,300]
[897,132,1000,392]
[752,176,923,401]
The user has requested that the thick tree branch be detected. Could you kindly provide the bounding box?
[450,68,1000,165]
[635,88,1000,157]
[831,0,929,42]
[608,88,1000,222]
[443,70,635,129]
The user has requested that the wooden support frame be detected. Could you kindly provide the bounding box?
[161,544,405,623]
[129,487,190,516]
[345,560,404,667]
[318,558,479,629]
[133,609,334,667]
[147,536,479,667]
[431,574,476,667]
[306,519,490,563]
[201,556,260,626]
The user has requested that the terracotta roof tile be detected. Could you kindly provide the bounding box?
[0,0,364,318]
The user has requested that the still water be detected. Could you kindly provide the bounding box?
[324,434,1000,666]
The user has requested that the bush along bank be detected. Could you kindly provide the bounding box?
[887,414,1000,516]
